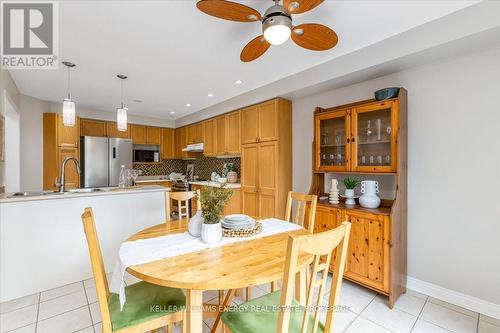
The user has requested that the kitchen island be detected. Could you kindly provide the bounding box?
[0,185,169,302]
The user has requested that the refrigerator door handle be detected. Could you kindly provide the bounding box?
[112,147,116,159]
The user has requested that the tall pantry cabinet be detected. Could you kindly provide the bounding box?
[241,98,292,220]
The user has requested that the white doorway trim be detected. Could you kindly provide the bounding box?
[2,89,21,193]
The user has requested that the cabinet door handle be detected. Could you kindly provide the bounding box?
[351,137,356,143]
[346,138,350,143]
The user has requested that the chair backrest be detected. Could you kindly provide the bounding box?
[278,222,351,333]
[285,191,318,233]
[81,208,113,333]
[165,190,201,221]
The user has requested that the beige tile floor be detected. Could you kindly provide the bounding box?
[1,272,499,333]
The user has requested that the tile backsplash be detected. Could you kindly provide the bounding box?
[134,156,241,180]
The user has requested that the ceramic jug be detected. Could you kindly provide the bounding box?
[359,180,381,208]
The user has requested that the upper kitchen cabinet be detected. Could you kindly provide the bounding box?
[146,127,161,145]
[186,123,203,144]
[314,98,399,173]
[241,98,290,144]
[161,128,176,159]
[215,116,226,156]
[43,113,80,190]
[203,118,217,157]
[106,122,130,139]
[43,113,80,147]
[225,111,241,155]
[130,124,147,144]
[80,119,107,137]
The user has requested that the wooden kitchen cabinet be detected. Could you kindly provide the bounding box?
[130,124,147,144]
[203,119,217,157]
[343,210,390,293]
[186,123,203,144]
[241,99,285,144]
[314,99,398,173]
[224,188,242,215]
[80,119,107,137]
[309,89,407,307]
[161,128,175,159]
[225,111,241,155]
[241,98,292,220]
[106,122,130,139]
[43,113,80,190]
[215,116,226,156]
[146,127,161,145]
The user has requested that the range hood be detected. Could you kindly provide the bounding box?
[182,143,204,152]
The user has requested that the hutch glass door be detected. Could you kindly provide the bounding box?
[315,110,350,171]
[352,101,396,172]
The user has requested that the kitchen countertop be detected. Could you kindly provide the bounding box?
[189,181,241,189]
[0,185,170,203]
[135,176,171,183]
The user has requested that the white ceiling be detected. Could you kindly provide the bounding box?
[9,0,478,120]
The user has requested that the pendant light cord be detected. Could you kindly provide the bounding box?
[120,78,124,109]
[67,66,71,99]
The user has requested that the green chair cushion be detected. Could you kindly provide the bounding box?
[221,291,324,333]
[109,281,185,331]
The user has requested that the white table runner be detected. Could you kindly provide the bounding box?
[109,218,302,309]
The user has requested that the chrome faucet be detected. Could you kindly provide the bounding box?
[55,157,81,193]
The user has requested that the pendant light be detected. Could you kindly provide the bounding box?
[62,61,76,127]
[116,74,128,132]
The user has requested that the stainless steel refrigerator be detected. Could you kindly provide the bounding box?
[80,136,133,188]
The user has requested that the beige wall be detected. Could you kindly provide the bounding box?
[292,46,500,305]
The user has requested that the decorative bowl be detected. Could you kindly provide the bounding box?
[374,87,400,101]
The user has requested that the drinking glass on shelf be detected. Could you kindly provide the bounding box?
[369,155,375,165]
[361,155,366,165]
[385,155,391,165]
[377,155,383,165]
[336,154,342,165]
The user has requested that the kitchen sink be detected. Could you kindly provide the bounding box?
[68,188,106,193]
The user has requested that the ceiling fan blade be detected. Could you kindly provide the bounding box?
[240,35,271,62]
[291,23,338,51]
[284,0,324,14]
[196,0,261,22]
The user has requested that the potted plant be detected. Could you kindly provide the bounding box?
[198,185,233,244]
[343,177,359,206]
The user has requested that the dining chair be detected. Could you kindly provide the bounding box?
[81,207,186,333]
[221,222,351,333]
[270,191,318,293]
[165,190,201,222]
[285,191,318,233]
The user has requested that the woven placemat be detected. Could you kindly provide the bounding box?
[223,221,262,238]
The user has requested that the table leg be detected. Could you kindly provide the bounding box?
[186,289,203,333]
[211,289,235,333]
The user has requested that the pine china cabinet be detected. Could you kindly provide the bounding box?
[310,88,407,308]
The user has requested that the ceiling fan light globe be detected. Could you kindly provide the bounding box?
[264,25,291,45]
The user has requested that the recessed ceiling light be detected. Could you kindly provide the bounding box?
[235,80,243,85]
[186,103,191,107]
[133,99,142,103]
[170,111,175,114]
[207,93,213,97]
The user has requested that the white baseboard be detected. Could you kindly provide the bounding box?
[407,276,500,320]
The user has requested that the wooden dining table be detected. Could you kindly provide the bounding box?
[125,218,311,333]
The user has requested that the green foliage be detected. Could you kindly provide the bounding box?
[343,177,359,190]
[198,185,234,224]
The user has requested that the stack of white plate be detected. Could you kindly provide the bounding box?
[222,214,255,230]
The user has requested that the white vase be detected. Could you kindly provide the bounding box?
[344,189,356,206]
[201,221,222,244]
[188,210,203,237]
[359,180,381,208]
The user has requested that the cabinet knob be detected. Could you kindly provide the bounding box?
[346,138,350,143]
[351,137,356,143]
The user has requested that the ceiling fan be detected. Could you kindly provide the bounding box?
[196,0,338,62]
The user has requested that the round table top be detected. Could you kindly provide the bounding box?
[125,219,311,290]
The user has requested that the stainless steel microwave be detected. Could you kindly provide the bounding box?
[133,149,160,162]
